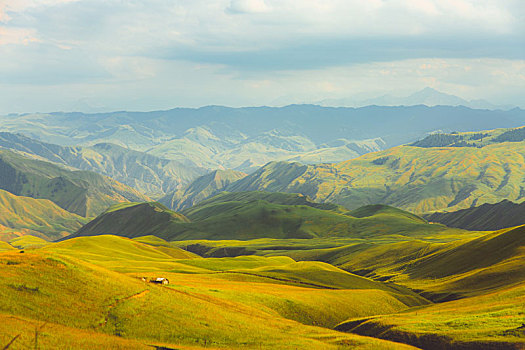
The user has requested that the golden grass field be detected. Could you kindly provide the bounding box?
[0,236,421,349]
[0,226,523,349]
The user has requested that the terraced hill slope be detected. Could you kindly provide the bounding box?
[0,189,86,241]
[0,149,150,216]
[72,192,460,241]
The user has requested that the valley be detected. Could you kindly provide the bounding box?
[0,114,524,349]
[3,1,524,348]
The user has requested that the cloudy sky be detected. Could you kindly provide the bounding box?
[0,0,524,113]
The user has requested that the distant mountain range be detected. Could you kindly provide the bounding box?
[318,87,516,110]
[1,105,524,173]
[158,125,525,215]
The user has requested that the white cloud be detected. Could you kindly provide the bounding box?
[227,0,272,14]
[0,0,523,112]
[1,57,524,114]
[0,27,39,45]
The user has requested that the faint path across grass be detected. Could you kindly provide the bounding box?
[97,289,150,329]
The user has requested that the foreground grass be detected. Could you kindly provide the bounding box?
[0,314,151,350]
[3,232,523,349]
[0,248,417,349]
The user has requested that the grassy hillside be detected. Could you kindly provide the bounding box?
[426,199,525,231]
[0,241,14,252]
[161,169,247,210]
[164,222,524,302]
[44,235,199,272]
[9,235,50,249]
[0,238,419,349]
[43,235,427,324]
[225,126,525,214]
[336,282,525,349]
[0,189,86,241]
[164,225,525,349]
[282,225,525,302]
[182,191,349,216]
[73,192,461,241]
[3,229,524,349]
[73,202,190,240]
[0,149,150,216]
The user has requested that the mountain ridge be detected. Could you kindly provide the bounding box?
[0,189,86,241]
[0,149,150,217]
[2,105,524,172]
[71,192,458,241]
[0,132,205,197]
[200,125,525,214]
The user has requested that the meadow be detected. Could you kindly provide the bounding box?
[0,236,421,349]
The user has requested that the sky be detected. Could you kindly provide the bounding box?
[0,0,524,113]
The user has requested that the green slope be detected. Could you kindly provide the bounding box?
[0,241,14,252]
[9,235,50,249]
[0,189,87,241]
[160,169,247,210]
[225,125,525,214]
[182,191,349,218]
[0,149,150,216]
[72,192,460,241]
[296,225,525,301]
[43,235,427,317]
[0,239,419,349]
[425,199,525,231]
[73,202,190,239]
[336,282,525,349]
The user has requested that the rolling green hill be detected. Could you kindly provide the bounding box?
[0,132,205,198]
[160,169,247,210]
[0,149,150,216]
[72,192,461,241]
[0,241,14,252]
[182,191,349,216]
[275,225,525,301]
[223,125,525,214]
[0,237,420,349]
[3,224,524,349]
[335,282,525,349]
[73,202,190,240]
[0,189,86,241]
[162,224,525,349]
[8,235,50,249]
